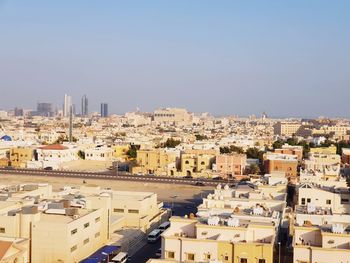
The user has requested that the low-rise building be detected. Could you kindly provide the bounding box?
[85,146,114,161]
[9,147,34,168]
[215,154,247,178]
[263,153,298,182]
[274,144,303,161]
[161,216,275,263]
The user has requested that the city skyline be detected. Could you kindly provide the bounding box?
[0,1,349,118]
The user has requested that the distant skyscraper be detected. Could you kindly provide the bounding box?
[63,94,72,117]
[100,103,108,118]
[14,107,24,117]
[81,95,88,117]
[35,102,53,117]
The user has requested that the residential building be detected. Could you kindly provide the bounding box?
[341,148,350,165]
[161,216,275,263]
[273,121,301,136]
[85,146,114,161]
[310,145,337,155]
[181,152,215,177]
[9,147,34,168]
[274,144,303,161]
[132,149,179,176]
[215,153,247,177]
[263,153,298,182]
[297,183,350,214]
[0,237,29,263]
[304,153,341,178]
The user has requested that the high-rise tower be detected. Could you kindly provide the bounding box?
[63,94,72,117]
[81,95,88,117]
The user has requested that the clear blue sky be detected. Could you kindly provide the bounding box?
[0,0,349,117]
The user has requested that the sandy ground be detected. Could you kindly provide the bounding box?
[0,174,214,203]
[60,159,114,172]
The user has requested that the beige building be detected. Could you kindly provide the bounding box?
[153,108,192,125]
[274,144,303,161]
[0,237,29,263]
[0,183,170,263]
[273,121,301,136]
[215,154,247,177]
[297,183,350,214]
[161,216,275,263]
[9,147,34,168]
[293,225,350,263]
[181,152,215,177]
[304,153,341,178]
[132,149,179,176]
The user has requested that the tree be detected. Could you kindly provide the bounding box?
[272,140,284,149]
[219,145,244,154]
[220,146,231,154]
[126,144,140,159]
[195,134,209,141]
[77,150,85,160]
[162,138,181,148]
[126,148,137,159]
[246,147,262,159]
[246,164,261,175]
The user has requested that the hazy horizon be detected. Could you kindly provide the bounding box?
[0,1,349,118]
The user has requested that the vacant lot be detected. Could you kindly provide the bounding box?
[0,174,214,203]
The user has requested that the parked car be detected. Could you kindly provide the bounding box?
[194,181,205,186]
[212,176,223,180]
[155,248,162,257]
[183,175,193,179]
[44,166,53,170]
[148,229,162,243]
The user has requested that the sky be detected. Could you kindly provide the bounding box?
[0,0,349,118]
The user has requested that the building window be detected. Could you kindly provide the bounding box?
[259,259,266,263]
[128,209,139,214]
[341,198,349,204]
[224,255,229,261]
[84,222,90,228]
[114,208,124,213]
[70,245,77,252]
[166,251,175,259]
[301,198,305,205]
[95,232,100,238]
[0,227,5,233]
[95,217,100,223]
[187,253,195,261]
[205,253,211,260]
[307,198,311,203]
[71,228,77,235]
[240,258,247,263]
[326,199,331,205]
[83,238,89,245]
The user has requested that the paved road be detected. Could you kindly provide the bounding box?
[130,202,198,263]
[0,168,231,187]
[130,239,161,263]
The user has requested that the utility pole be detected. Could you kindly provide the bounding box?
[69,105,73,143]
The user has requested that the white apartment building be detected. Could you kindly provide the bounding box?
[304,153,341,177]
[30,143,78,169]
[297,183,350,215]
[85,146,114,161]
